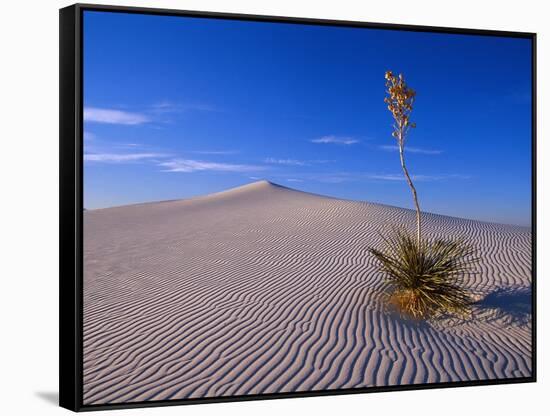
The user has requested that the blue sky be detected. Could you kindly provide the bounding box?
[83,11,532,226]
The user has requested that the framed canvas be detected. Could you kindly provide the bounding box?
[59,3,537,412]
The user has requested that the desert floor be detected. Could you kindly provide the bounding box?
[83,180,532,405]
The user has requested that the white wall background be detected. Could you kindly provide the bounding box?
[0,0,546,414]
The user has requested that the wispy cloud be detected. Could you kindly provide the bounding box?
[191,150,239,155]
[286,178,304,183]
[84,101,217,126]
[310,174,351,183]
[160,159,265,173]
[290,172,470,184]
[264,157,335,166]
[264,158,309,166]
[366,173,469,182]
[84,107,150,125]
[379,145,443,155]
[311,135,359,145]
[84,153,166,163]
[150,101,217,114]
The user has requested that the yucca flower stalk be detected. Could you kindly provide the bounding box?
[384,71,421,245]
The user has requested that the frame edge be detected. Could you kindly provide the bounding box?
[74,2,535,38]
[60,4,82,412]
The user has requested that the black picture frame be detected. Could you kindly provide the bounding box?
[59,3,537,412]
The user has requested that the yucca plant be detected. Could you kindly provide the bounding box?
[369,229,478,320]
[369,71,477,320]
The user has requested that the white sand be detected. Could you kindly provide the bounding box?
[83,180,532,405]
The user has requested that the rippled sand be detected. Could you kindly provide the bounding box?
[83,180,532,405]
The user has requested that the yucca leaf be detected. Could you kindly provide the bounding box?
[368,228,477,320]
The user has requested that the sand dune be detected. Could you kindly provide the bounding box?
[83,180,532,405]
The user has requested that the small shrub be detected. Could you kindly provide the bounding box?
[369,228,478,320]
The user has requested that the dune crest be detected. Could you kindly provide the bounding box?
[83,181,532,405]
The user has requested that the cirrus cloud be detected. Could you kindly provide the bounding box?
[365,173,470,182]
[310,135,359,145]
[379,145,443,155]
[84,107,151,125]
[84,153,166,163]
[264,158,309,166]
[160,159,265,173]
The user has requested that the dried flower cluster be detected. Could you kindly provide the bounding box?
[384,70,417,142]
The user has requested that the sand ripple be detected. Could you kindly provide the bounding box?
[83,181,532,404]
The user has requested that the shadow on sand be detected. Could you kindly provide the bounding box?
[475,285,532,326]
[380,285,532,329]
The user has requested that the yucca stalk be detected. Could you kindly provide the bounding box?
[384,71,420,245]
